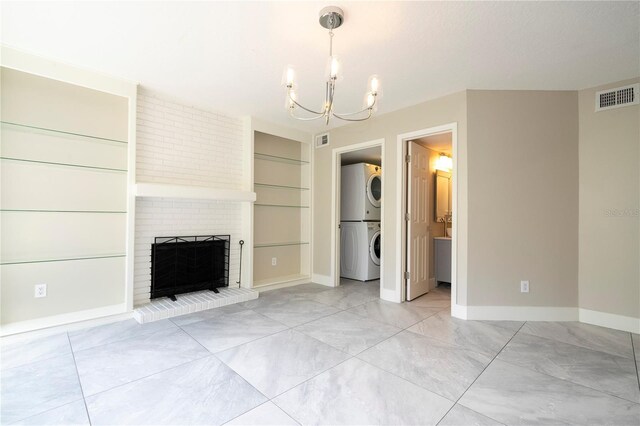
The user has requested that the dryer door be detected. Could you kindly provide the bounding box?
[369,231,381,266]
[366,174,382,208]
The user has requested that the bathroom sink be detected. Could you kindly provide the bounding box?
[446,228,452,237]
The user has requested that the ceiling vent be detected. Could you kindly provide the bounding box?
[315,132,330,148]
[595,83,639,112]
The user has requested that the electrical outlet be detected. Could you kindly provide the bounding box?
[520,280,529,293]
[35,284,47,298]
[271,257,277,266]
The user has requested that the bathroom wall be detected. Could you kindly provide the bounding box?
[578,78,640,323]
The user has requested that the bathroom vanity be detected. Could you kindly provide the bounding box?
[434,237,451,284]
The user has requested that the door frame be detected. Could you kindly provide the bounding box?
[331,139,385,293]
[396,123,459,308]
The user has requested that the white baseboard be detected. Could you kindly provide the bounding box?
[312,273,334,287]
[0,303,130,339]
[451,303,467,319]
[465,306,578,322]
[579,309,640,334]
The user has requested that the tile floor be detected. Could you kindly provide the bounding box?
[2,280,639,425]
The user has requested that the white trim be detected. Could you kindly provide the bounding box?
[465,306,578,322]
[396,124,459,308]
[330,139,386,301]
[254,278,314,293]
[0,303,129,337]
[135,183,256,202]
[579,309,640,334]
[125,94,137,312]
[312,273,333,286]
[429,277,437,291]
[0,45,137,98]
[451,303,468,319]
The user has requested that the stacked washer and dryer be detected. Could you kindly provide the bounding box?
[340,163,381,281]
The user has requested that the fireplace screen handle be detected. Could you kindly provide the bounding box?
[236,240,245,287]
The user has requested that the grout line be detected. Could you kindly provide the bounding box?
[434,321,527,425]
[631,334,640,392]
[66,333,93,425]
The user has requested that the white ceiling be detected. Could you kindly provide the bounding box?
[414,133,452,155]
[2,1,638,132]
[341,146,381,166]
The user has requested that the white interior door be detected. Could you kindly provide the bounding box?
[406,141,430,301]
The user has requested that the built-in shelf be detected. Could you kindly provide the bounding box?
[1,156,127,173]
[1,254,126,266]
[254,183,310,191]
[253,274,311,288]
[1,121,128,144]
[254,203,309,208]
[135,183,256,202]
[254,241,309,248]
[254,152,309,165]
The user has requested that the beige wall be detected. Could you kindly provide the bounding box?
[578,78,640,319]
[314,91,468,302]
[466,90,579,307]
[1,68,129,325]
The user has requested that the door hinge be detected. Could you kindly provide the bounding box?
[404,271,411,280]
[405,154,411,163]
[405,213,410,221]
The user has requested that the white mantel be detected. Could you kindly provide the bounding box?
[135,183,256,202]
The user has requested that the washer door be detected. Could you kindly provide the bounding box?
[369,231,381,266]
[366,174,382,208]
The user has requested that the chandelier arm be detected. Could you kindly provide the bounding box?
[289,108,326,121]
[288,92,326,115]
[333,95,377,117]
[332,108,373,122]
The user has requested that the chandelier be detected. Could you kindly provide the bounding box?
[283,6,381,125]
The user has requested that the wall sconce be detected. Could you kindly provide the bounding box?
[435,153,452,172]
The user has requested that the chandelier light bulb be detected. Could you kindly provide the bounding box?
[282,66,296,87]
[366,93,376,108]
[369,75,380,93]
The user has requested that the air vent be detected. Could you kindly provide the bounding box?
[595,83,639,112]
[315,132,329,148]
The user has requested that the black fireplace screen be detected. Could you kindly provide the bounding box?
[151,235,230,300]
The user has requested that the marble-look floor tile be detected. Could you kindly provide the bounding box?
[347,299,441,329]
[632,333,639,362]
[13,400,89,426]
[295,311,400,355]
[358,330,492,400]
[74,327,209,395]
[1,333,71,370]
[0,354,83,424]
[216,329,350,398]
[479,320,525,333]
[459,359,640,425]
[273,358,453,425]
[225,402,298,425]
[438,404,504,426]
[407,288,451,309]
[181,310,288,353]
[407,311,515,356]
[170,304,248,327]
[521,321,634,359]
[86,356,267,425]
[309,286,380,310]
[252,298,340,327]
[69,319,177,352]
[259,283,330,301]
[498,332,640,403]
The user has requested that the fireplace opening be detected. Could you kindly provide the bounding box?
[151,235,230,301]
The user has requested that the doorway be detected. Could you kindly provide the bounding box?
[330,139,385,298]
[397,124,458,306]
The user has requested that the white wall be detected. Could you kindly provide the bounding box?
[578,78,640,327]
[133,89,246,305]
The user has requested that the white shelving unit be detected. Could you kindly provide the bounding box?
[134,183,256,202]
